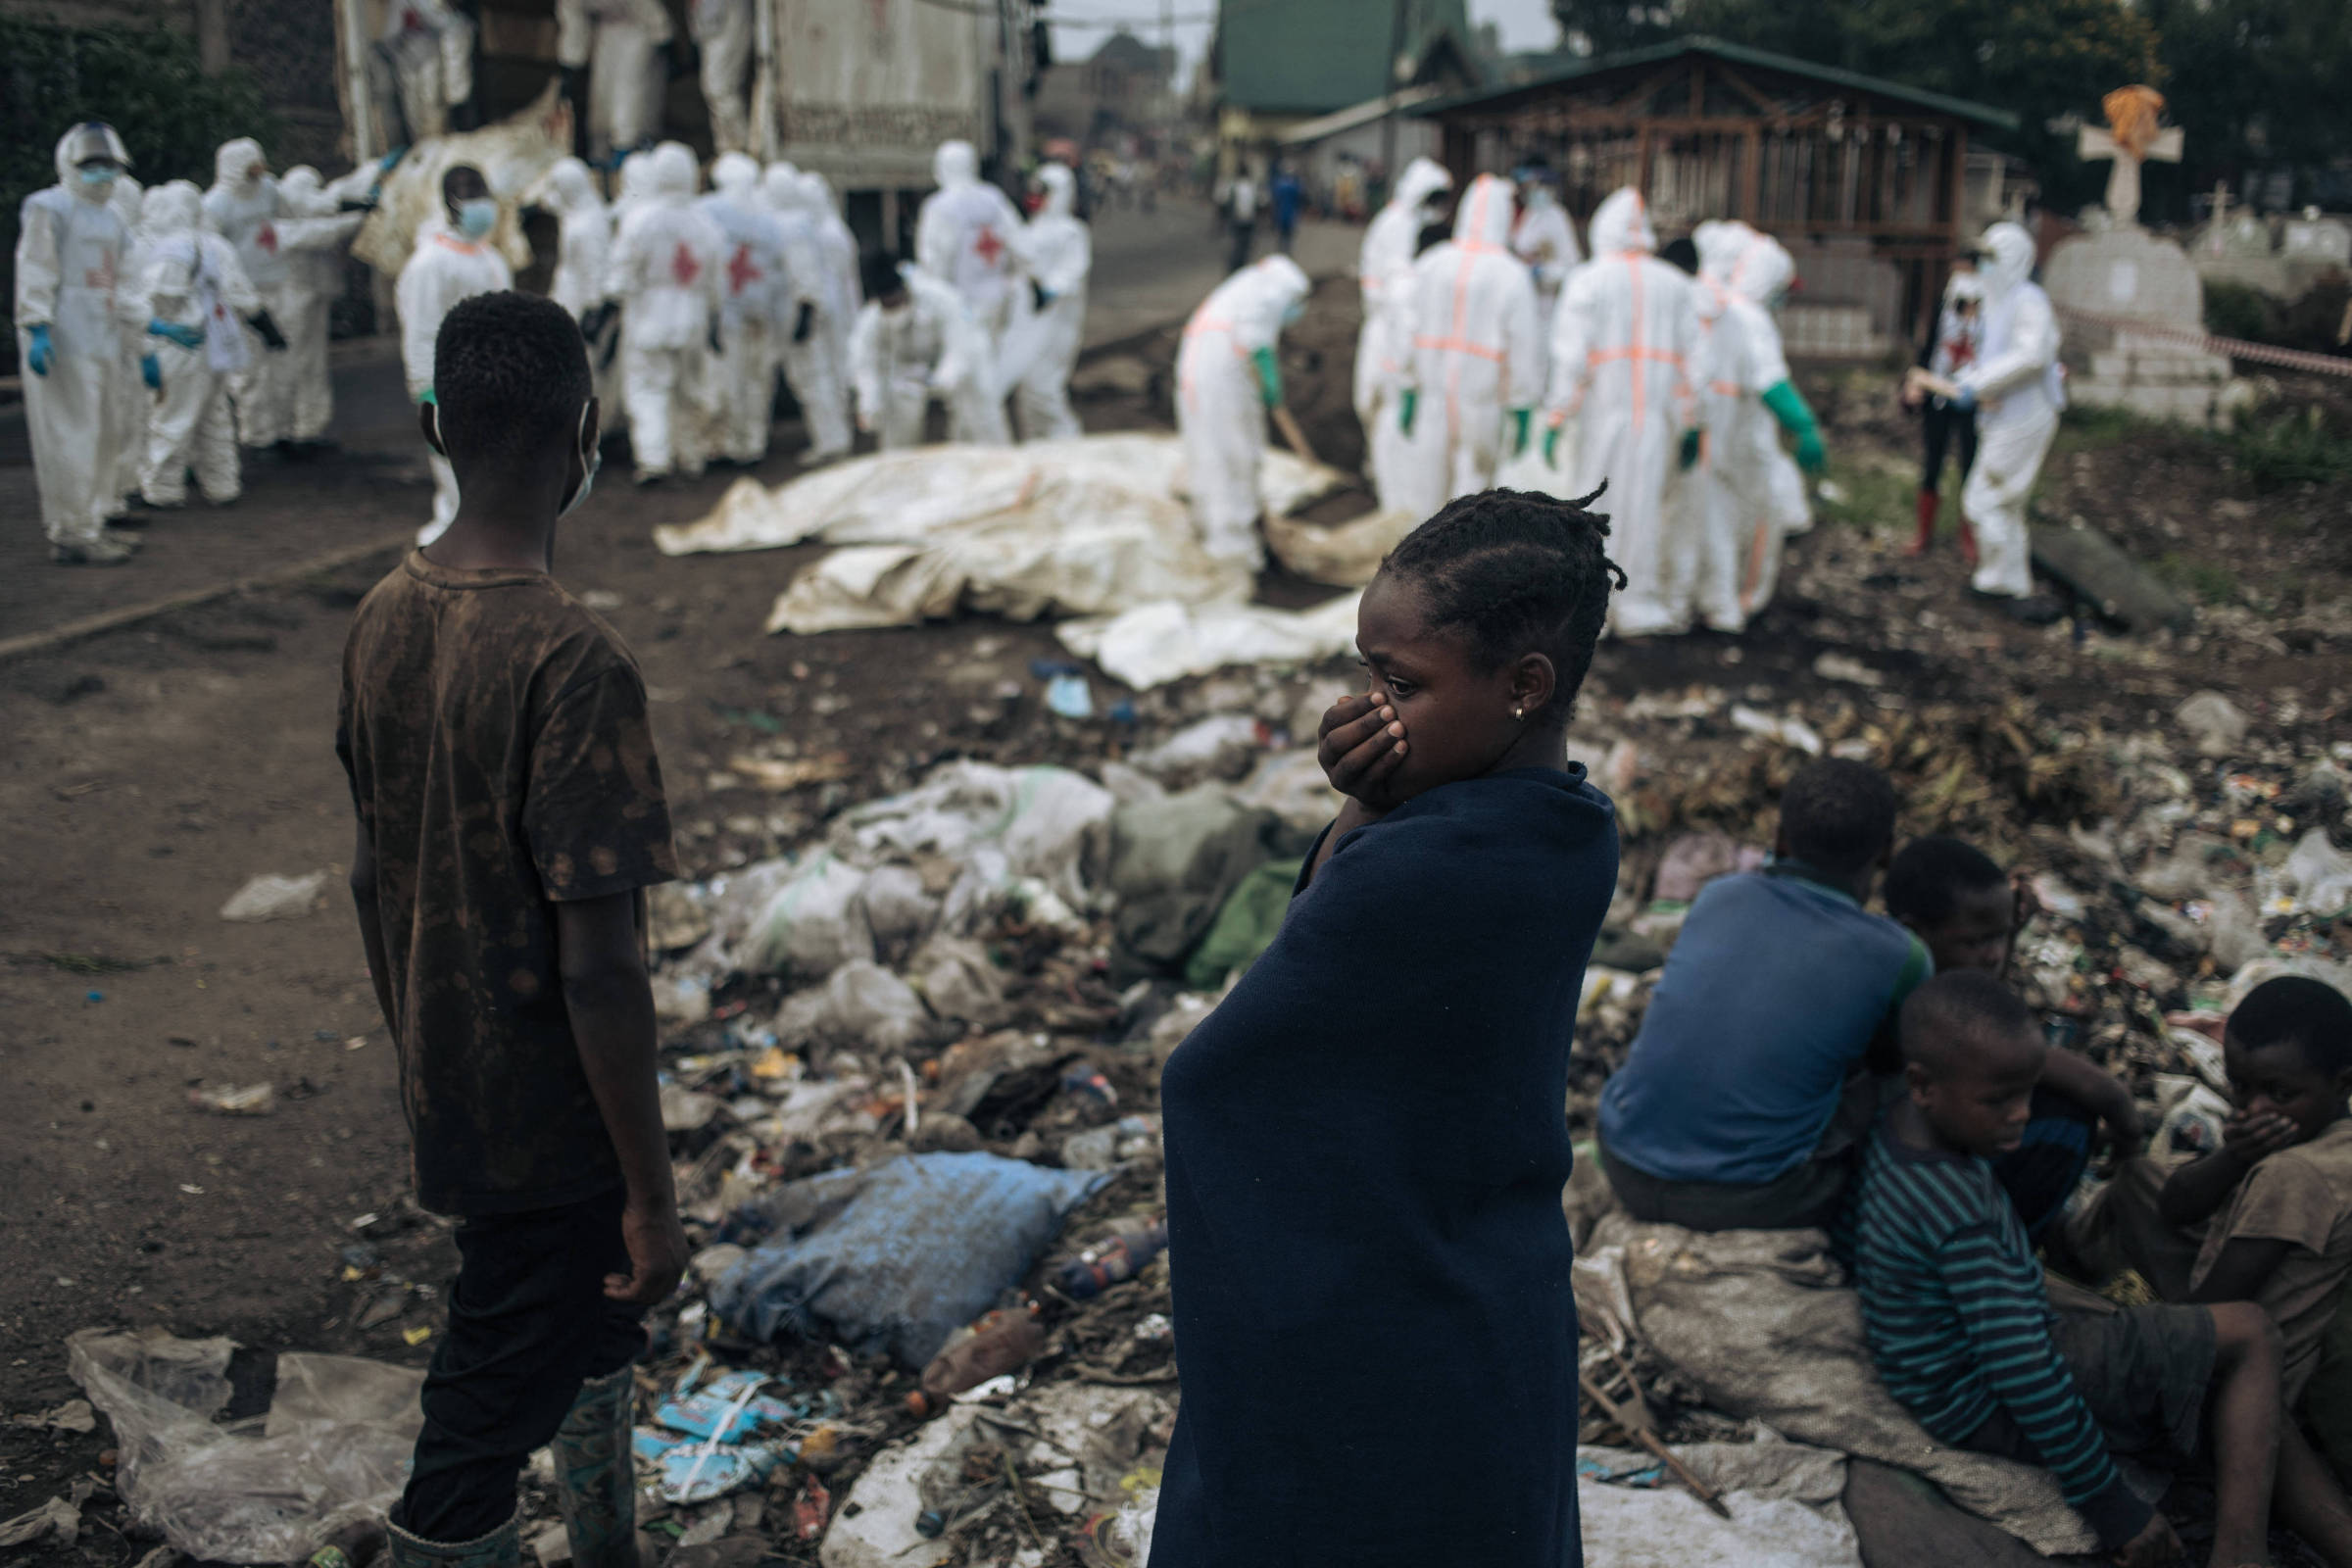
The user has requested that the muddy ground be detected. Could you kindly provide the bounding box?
[3,273,2350,1561]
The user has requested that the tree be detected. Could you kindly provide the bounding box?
[1547,0,1679,58]
[2142,0,2352,206]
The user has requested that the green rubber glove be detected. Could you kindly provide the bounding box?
[1251,345,1281,410]
[1680,427,1701,470]
[1398,388,1417,435]
[1511,407,1532,457]
[1761,379,1828,473]
[1543,419,1561,468]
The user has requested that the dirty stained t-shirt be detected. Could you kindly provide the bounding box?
[337,552,677,1216]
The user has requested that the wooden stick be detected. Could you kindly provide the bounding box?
[1578,1368,1733,1520]
[1270,403,1319,466]
[1904,366,1963,403]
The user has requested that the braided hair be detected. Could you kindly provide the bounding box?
[1376,485,1624,720]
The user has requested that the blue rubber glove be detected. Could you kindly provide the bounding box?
[1398,388,1417,435]
[141,353,161,390]
[380,145,409,172]
[1250,346,1281,410]
[1511,407,1532,457]
[1543,419,1562,467]
[149,318,206,351]
[25,322,53,377]
[1680,427,1701,470]
[1954,386,1977,413]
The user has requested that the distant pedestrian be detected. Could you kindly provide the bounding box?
[341,288,685,1568]
[1270,164,1301,255]
[1225,169,1258,272]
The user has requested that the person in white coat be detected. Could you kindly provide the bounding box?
[535,157,622,431]
[1174,253,1310,569]
[1392,172,1542,521]
[396,164,513,543]
[1509,163,1580,389]
[802,171,862,443]
[603,141,723,482]
[273,166,373,451]
[135,180,262,508]
[914,139,1022,441]
[690,0,751,157]
[17,122,154,564]
[557,0,672,162]
[372,0,475,143]
[1543,186,1701,636]
[1353,157,1450,513]
[1954,221,2063,611]
[103,172,151,518]
[202,137,296,451]
[759,168,850,463]
[848,251,959,451]
[1005,162,1090,443]
[698,151,788,465]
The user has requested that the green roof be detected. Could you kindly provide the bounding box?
[1407,35,2020,131]
[1216,0,1483,118]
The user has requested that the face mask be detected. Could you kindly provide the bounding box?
[457,198,497,238]
[560,403,600,519]
[1281,301,1304,327]
[78,166,119,192]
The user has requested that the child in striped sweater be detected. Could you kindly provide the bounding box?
[1852,971,2282,1568]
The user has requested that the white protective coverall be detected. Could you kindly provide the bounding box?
[1956,221,2064,599]
[605,142,723,479]
[1510,181,1581,390]
[1545,187,1701,636]
[802,171,862,434]
[16,126,148,557]
[847,269,956,451]
[273,167,370,444]
[690,0,752,157]
[914,139,1022,441]
[105,173,149,514]
[1353,157,1450,512]
[1174,253,1310,569]
[762,168,852,462]
[536,156,620,424]
[396,210,513,542]
[374,0,475,143]
[137,180,260,506]
[557,0,672,160]
[1392,172,1542,522]
[1005,162,1090,443]
[699,152,787,465]
[202,138,296,449]
[1685,221,1797,631]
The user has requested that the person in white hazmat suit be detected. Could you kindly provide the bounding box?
[801,171,862,443]
[272,166,374,451]
[1954,220,2064,611]
[372,0,475,143]
[1004,162,1090,443]
[1391,172,1543,522]
[761,167,852,463]
[690,0,752,157]
[1509,164,1580,390]
[914,140,1022,441]
[396,164,512,544]
[1543,186,1702,636]
[847,252,964,451]
[557,0,672,163]
[604,141,724,482]
[1683,222,1826,631]
[1353,157,1450,513]
[103,172,151,518]
[1174,253,1311,569]
[16,122,159,564]
[530,157,619,427]
[697,152,790,466]
[202,137,295,450]
[135,180,262,508]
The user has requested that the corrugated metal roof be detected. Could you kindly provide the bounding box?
[1215,0,1481,117]
[1408,35,2021,131]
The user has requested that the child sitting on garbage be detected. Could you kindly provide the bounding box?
[1854,970,2285,1568]
[340,289,685,1568]
[1596,759,1929,1231]
[2061,976,2352,1562]
[1885,835,2139,1238]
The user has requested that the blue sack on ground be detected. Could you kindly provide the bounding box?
[709,1152,1108,1367]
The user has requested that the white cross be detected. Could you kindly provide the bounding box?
[2077,120,2182,227]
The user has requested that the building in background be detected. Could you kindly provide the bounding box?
[1034,29,1178,151]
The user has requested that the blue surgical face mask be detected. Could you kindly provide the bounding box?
[79,165,120,191]
[560,403,600,520]
[1281,300,1304,327]
[457,198,497,239]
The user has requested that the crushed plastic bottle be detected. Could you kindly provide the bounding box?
[1052,1218,1170,1302]
[906,1302,1047,1416]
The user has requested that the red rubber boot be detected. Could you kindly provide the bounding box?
[1957,512,1979,568]
[1904,487,1937,557]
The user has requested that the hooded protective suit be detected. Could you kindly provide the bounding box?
[914,140,1024,347]
[396,198,513,542]
[17,124,149,559]
[761,168,851,462]
[557,0,672,160]
[203,137,298,448]
[1510,179,1580,387]
[136,180,261,507]
[1004,163,1090,443]
[271,167,368,443]
[105,172,150,514]
[373,0,475,143]
[604,141,724,479]
[1955,221,2063,599]
[699,151,787,464]
[802,171,862,431]
[535,157,612,321]
[1545,187,1701,636]
[1353,157,1450,510]
[1392,172,1542,521]
[848,264,959,451]
[1175,254,1310,568]
[691,0,751,156]
[1682,221,1800,630]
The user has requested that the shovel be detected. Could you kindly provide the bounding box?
[1577,1367,1733,1520]
[1270,403,1320,467]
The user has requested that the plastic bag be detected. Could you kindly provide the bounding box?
[740,854,875,979]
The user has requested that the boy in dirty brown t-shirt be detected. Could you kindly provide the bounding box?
[337,287,683,1568]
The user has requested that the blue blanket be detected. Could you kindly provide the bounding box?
[1152,767,1617,1567]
